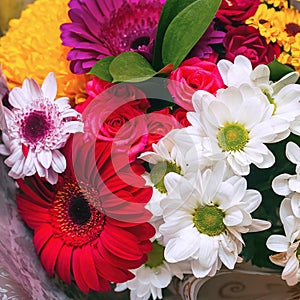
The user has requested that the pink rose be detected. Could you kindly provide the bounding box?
[76,77,114,113]
[223,26,281,67]
[143,108,180,152]
[82,85,150,161]
[216,0,260,27]
[168,57,224,111]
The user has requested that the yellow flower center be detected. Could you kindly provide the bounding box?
[193,205,226,236]
[217,122,249,152]
[150,161,181,194]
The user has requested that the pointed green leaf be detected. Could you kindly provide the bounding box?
[267,59,296,82]
[109,52,157,83]
[162,0,221,68]
[88,56,115,82]
[109,52,161,83]
[153,0,197,70]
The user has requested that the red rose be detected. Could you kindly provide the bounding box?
[167,57,224,111]
[223,26,281,67]
[216,0,260,27]
[82,85,150,161]
[143,108,180,152]
[172,108,191,128]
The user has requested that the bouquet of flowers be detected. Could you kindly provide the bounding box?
[1,0,300,299]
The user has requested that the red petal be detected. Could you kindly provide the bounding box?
[40,236,64,276]
[92,250,134,283]
[79,245,100,291]
[55,244,73,284]
[17,198,51,229]
[72,247,90,293]
[33,224,53,254]
[100,224,143,260]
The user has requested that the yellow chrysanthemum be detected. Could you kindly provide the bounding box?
[280,34,300,72]
[246,4,284,44]
[276,8,300,52]
[0,0,89,106]
[261,0,288,9]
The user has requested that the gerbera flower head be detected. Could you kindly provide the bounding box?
[16,135,155,293]
[0,0,89,105]
[1,73,83,184]
[60,0,165,74]
[160,162,271,278]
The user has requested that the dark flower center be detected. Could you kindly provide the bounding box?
[69,194,92,225]
[286,23,300,36]
[52,181,106,246]
[130,36,151,50]
[22,111,50,143]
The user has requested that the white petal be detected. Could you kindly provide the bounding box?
[8,87,27,109]
[219,237,238,269]
[266,235,290,252]
[45,168,58,185]
[23,78,42,100]
[51,150,66,173]
[164,232,200,263]
[286,142,300,165]
[62,121,84,133]
[37,150,52,169]
[248,219,271,232]
[282,255,299,286]
[224,208,243,226]
[272,174,292,196]
[41,72,57,100]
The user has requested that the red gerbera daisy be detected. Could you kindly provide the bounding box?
[16,134,154,293]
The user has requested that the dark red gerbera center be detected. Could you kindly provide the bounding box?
[22,111,51,144]
[51,181,106,247]
[286,23,300,36]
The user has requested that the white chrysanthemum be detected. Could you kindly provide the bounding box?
[115,240,184,300]
[0,72,83,184]
[272,142,300,217]
[159,161,270,278]
[267,198,300,286]
[189,84,289,175]
[139,130,207,218]
[217,55,300,142]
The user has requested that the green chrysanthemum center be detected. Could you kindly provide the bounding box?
[217,122,249,152]
[193,205,226,236]
[150,161,181,194]
[262,89,277,114]
[145,241,165,268]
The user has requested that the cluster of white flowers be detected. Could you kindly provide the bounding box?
[267,142,300,286]
[118,55,300,300]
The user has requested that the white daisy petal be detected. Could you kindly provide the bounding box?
[37,150,52,169]
[51,150,66,173]
[266,235,289,252]
[41,72,57,100]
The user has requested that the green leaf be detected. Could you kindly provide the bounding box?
[162,0,221,68]
[267,58,296,82]
[88,56,115,82]
[109,52,171,83]
[152,0,197,70]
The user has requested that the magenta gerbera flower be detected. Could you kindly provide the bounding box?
[60,0,165,74]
